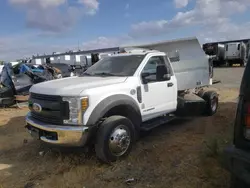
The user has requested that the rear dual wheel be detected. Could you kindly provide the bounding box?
[202,91,219,116]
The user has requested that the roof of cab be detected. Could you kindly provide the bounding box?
[109,47,163,57]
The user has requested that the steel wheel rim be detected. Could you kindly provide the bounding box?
[108,125,131,157]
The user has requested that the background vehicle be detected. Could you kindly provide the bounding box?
[203,39,250,67]
[25,37,219,163]
[224,42,247,67]
[224,57,250,187]
[201,43,225,67]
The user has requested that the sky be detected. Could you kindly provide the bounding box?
[1,0,250,61]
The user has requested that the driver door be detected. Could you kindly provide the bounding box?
[140,55,177,121]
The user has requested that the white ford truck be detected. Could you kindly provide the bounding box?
[25,37,218,163]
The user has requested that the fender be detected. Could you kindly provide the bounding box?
[198,90,219,99]
[86,94,141,126]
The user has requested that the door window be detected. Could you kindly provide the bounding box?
[141,56,166,83]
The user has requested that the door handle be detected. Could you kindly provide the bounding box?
[168,82,174,87]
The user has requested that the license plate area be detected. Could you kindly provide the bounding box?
[26,124,58,141]
[28,127,40,140]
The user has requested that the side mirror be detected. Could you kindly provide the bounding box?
[141,72,150,84]
[156,65,171,81]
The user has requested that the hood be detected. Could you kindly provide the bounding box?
[30,76,127,96]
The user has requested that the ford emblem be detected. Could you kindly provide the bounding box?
[32,103,42,113]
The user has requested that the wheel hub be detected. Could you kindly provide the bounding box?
[109,125,131,157]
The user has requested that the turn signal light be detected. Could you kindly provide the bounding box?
[245,103,250,127]
[246,115,250,128]
[81,97,88,111]
[244,103,250,139]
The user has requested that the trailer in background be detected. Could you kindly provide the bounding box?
[203,38,250,67]
[224,42,247,67]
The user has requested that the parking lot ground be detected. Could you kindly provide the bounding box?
[213,67,244,88]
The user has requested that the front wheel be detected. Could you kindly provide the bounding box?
[95,115,135,163]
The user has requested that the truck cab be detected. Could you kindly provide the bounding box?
[26,43,218,163]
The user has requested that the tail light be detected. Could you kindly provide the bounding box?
[243,102,250,139]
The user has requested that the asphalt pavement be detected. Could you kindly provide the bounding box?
[213,67,245,88]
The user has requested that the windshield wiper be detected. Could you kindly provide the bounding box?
[93,72,117,76]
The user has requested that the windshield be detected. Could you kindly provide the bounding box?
[82,55,145,77]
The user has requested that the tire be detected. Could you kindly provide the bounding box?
[202,91,219,116]
[230,174,248,188]
[95,115,135,163]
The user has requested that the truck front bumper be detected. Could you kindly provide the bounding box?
[223,145,250,185]
[25,112,90,147]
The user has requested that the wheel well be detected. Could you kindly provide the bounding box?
[103,105,141,131]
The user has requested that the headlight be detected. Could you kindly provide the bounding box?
[62,96,89,125]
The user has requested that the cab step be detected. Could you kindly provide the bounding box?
[140,114,176,131]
